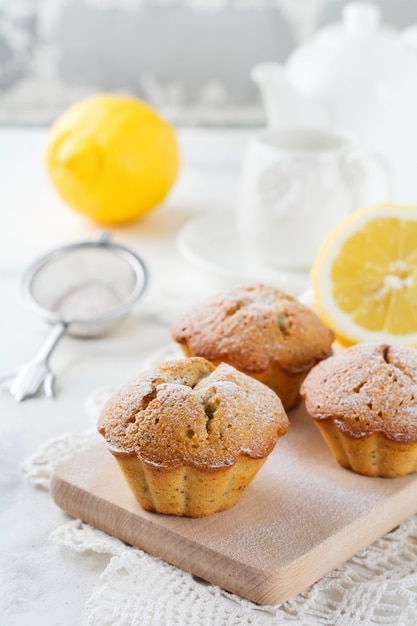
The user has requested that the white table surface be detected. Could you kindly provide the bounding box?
[0,125,260,625]
[3,126,417,626]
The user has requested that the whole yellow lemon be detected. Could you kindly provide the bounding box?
[45,94,180,225]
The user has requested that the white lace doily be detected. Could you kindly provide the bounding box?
[23,351,417,626]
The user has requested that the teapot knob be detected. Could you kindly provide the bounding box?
[343,2,380,36]
[402,25,417,53]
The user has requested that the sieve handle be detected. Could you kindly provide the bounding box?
[33,321,68,364]
[4,322,68,401]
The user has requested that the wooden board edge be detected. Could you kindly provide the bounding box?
[49,444,417,605]
[260,483,417,605]
[50,471,277,604]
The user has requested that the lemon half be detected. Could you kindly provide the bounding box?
[312,204,417,346]
[46,94,180,225]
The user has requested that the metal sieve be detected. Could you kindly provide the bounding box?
[1,233,148,401]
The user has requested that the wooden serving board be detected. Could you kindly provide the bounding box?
[50,402,417,605]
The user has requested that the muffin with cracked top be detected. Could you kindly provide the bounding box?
[98,357,289,517]
[171,284,334,410]
[301,343,417,477]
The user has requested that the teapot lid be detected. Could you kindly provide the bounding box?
[286,2,403,99]
[289,1,397,56]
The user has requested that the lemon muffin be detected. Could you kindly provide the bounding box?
[171,284,334,411]
[300,343,417,477]
[98,357,289,517]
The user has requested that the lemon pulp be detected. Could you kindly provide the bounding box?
[312,205,417,346]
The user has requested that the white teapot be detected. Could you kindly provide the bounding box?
[252,2,417,203]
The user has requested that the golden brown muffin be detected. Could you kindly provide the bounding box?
[98,356,289,517]
[171,284,334,411]
[300,343,417,477]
